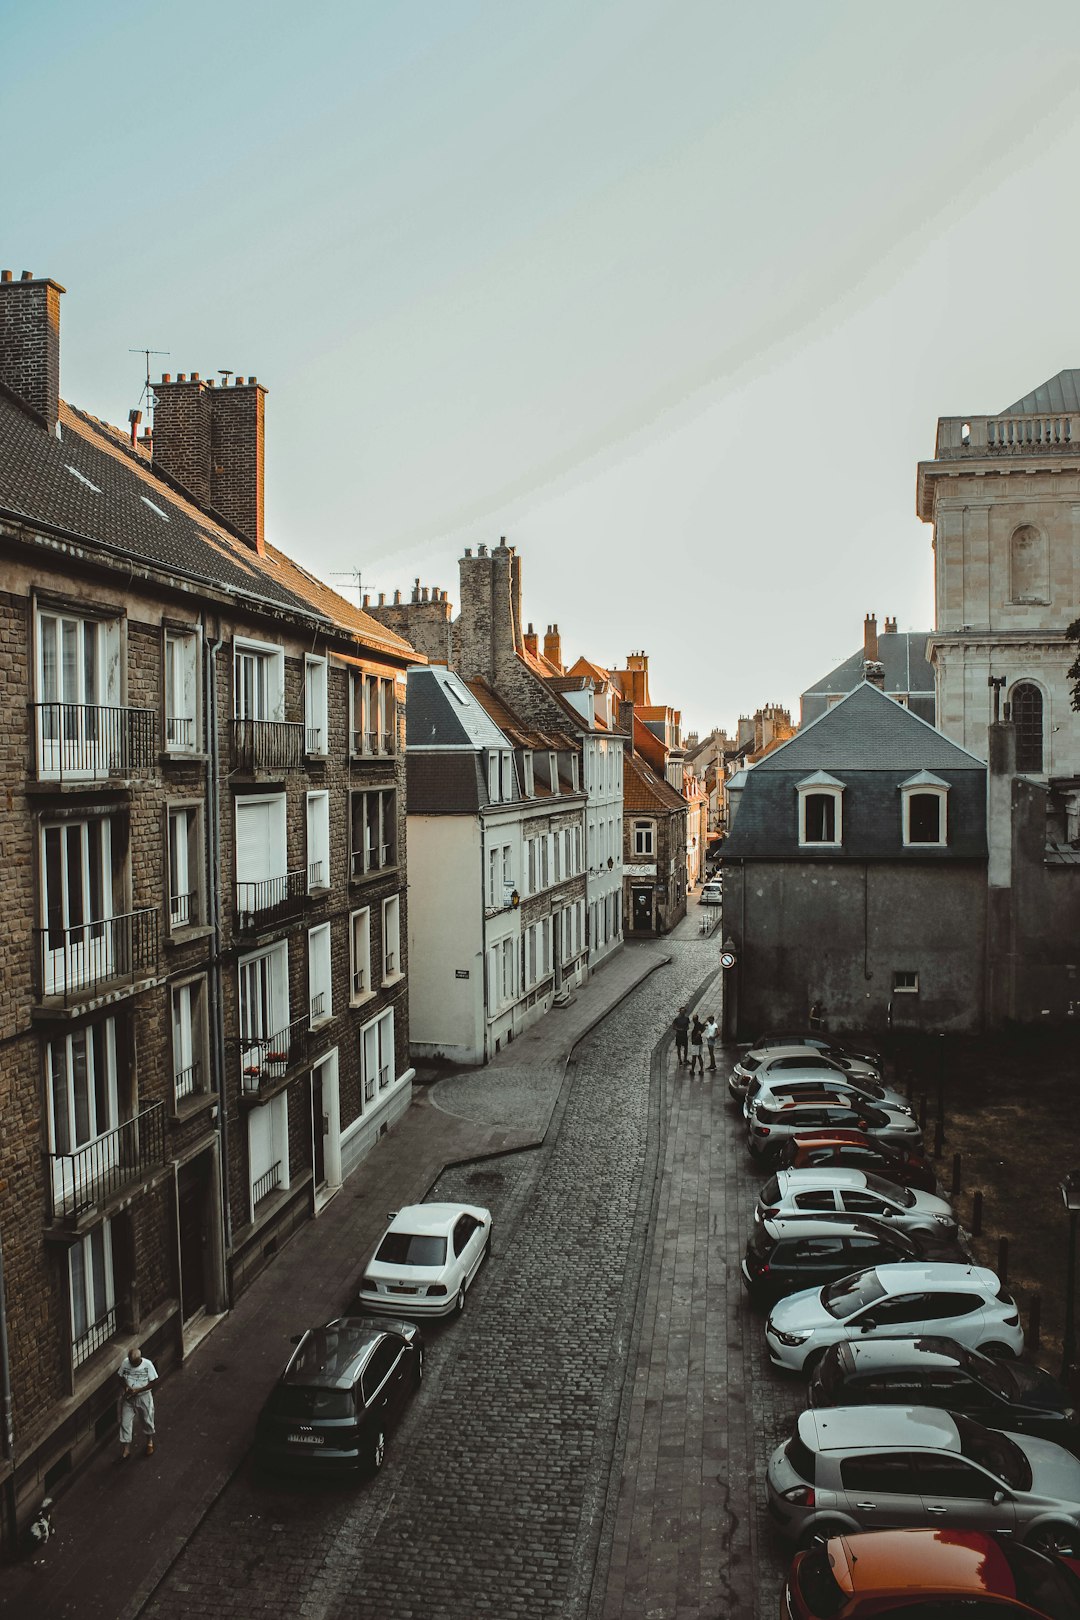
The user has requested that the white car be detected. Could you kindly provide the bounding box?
[764,1262,1024,1374]
[729,1043,880,1102]
[355,1203,492,1319]
[743,1067,913,1121]
[754,1168,956,1234]
[699,879,723,906]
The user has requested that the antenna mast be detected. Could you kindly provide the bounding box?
[128,347,169,440]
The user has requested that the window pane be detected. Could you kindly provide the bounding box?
[908,793,940,843]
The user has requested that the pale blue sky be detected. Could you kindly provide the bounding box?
[7,1,1080,733]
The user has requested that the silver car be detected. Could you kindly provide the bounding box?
[766,1405,1080,1554]
[729,1042,880,1101]
[754,1168,956,1235]
[743,1068,913,1121]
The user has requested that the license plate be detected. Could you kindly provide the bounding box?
[387,1284,416,1294]
[288,1433,324,1445]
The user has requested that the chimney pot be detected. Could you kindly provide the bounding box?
[178,373,187,383]
[161,372,171,384]
[249,374,256,384]
[0,271,11,283]
[191,371,200,382]
[20,270,32,281]
[463,547,472,557]
[421,587,429,602]
[477,543,487,557]
[207,377,215,386]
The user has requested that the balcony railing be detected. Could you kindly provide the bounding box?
[73,1307,117,1368]
[307,860,325,891]
[350,845,396,879]
[170,890,197,929]
[238,1014,309,1097]
[235,870,306,933]
[935,413,1080,460]
[165,714,196,750]
[310,990,326,1023]
[305,725,324,755]
[36,908,159,1005]
[350,729,395,758]
[34,702,156,781]
[252,1161,282,1207]
[384,950,396,976]
[352,967,367,996]
[232,718,304,772]
[174,1059,201,1101]
[48,1102,166,1225]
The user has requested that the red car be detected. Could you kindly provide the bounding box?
[782,1527,1080,1618]
[776,1129,938,1193]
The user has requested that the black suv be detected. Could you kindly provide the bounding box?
[740,1215,965,1308]
[807,1334,1080,1453]
[255,1315,422,1473]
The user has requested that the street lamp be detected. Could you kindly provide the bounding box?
[1060,1170,1080,1384]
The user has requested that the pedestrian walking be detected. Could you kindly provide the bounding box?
[689,1015,705,1075]
[703,1014,718,1071]
[117,1345,158,1460]
[673,1004,690,1065]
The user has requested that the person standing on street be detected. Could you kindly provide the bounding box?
[689,1015,705,1075]
[673,1005,690,1065]
[118,1345,158,1460]
[703,1014,718,1071]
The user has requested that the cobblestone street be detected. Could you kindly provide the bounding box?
[131,918,799,1620]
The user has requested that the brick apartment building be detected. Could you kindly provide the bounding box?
[0,271,417,1536]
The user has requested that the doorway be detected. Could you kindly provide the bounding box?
[632,887,653,933]
[311,1050,341,1211]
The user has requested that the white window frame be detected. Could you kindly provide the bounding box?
[797,774,845,847]
[633,820,655,857]
[46,1019,119,1186]
[164,626,199,753]
[360,1007,395,1104]
[248,1093,290,1213]
[172,976,209,1103]
[523,753,534,796]
[304,656,328,756]
[238,941,290,1080]
[900,774,949,848]
[351,673,396,757]
[168,802,202,931]
[69,1220,115,1367]
[350,788,397,877]
[308,922,332,1027]
[41,816,116,996]
[306,790,330,892]
[382,894,401,982]
[350,908,372,1002]
[500,936,515,1003]
[233,637,285,722]
[35,605,122,779]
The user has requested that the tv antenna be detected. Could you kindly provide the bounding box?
[128,347,169,432]
[331,570,370,602]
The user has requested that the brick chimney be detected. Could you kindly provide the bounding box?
[543,623,562,671]
[864,659,885,690]
[863,613,878,661]
[884,616,897,635]
[152,372,267,554]
[618,698,635,738]
[0,270,65,435]
[524,621,539,659]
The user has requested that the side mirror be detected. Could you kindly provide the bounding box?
[860,1319,876,1332]
[992,1489,1007,1506]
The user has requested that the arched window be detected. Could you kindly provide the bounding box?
[1010,525,1049,603]
[899,772,949,846]
[1012,683,1044,773]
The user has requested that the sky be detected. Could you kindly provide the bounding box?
[7,0,1080,736]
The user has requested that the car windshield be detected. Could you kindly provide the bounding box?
[1002,1541,1080,1620]
[760,1175,781,1204]
[375,1232,447,1267]
[742,1055,762,1074]
[953,1412,1032,1491]
[952,1342,1015,1400]
[793,1548,845,1619]
[822,1269,887,1319]
[266,1385,354,1421]
[848,1078,885,1100]
[862,1174,915,1207]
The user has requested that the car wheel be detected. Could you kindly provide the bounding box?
[455,1286,466,1314]
[798,1520,846,1552]
[416,1348,424,1383]
[981,1341,1017,1360]
[1025,1521,1080,1558]
[801,1349,827,1378]
[370,1429,386,1472]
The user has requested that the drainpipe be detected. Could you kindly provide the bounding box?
[479,809,489,1060]
[203,615,233,1294]
[0,1222,15,1542]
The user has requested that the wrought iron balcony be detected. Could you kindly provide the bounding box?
[232,718,304,772]
[350,843,396,879]
[47,1102,166,1226]
[252,1161,282,1207]
[174,1059,201,1101]
[305,725,324,755]
[235,870,306,933]
[165,714,196,750]
[237,1015,309,1099]
[34,702,156,782]
[36,908,159,1005]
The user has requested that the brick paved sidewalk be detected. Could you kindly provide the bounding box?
[1,943,671,1620]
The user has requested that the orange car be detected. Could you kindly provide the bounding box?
[776,1129,938,1193]
[782,1528,1080,1619]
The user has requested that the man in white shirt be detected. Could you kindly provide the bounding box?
[117,1345,158,1460]
[703,1015,719,1072]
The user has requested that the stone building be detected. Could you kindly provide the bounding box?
[0,271,416,1537]
[801,614,935,727]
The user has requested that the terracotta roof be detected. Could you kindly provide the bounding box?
[464,677,574,750]
[623,751,687,813]
[566,655,611,684]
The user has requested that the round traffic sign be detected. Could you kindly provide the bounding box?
[720,950,737,970]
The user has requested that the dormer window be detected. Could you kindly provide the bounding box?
[900,771,949,846]
[523,752,534,796]
[549,752,558,792]
[570,754,579,792]
[796,772,845,846]
[488,752,499,803]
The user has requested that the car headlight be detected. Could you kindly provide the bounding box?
[773,1329,811,1347]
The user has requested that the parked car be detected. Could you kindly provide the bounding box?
[354,1203,492,1318]
[781,1526,1080,1619]
[743,1068,912,1121]
[750,1031,883,1069]
[699,878,724,906]
[766,1404,1080,1553]
[764,1262,1024,1374]
[255,1316,422,1473]
[754,1169,956,1236]
[776,1131,938,1194]
[807,1335,1080,1454]
[747,1099,923,1165]
[730,1044,880,1102]
[742,1215,967,1308]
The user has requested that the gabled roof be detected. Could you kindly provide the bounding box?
[624,751,686,814]
[1002,369,1080,415]
[803,632,933,699]
[466,678,575,751]
[0,391,415,658]
[754,683,985,772]
[406,667,509,750]
[566,655,611,685]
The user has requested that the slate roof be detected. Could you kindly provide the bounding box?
[0,390,414,657]
[1002,369,1080,416]
[465,678,575,752]
[406,667,509,750]
[803,633,934,701]
[406,752,487,815]
[757,683,984,772]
